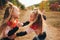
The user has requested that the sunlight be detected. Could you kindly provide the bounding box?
[18,0,43,7]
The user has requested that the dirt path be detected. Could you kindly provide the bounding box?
[15,10,60,40]
[0,10,60,40]
[45,24,60,40]
[43,21,60,40]
[15,21,60,40]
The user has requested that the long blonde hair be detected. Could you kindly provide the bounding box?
[0,3,20,32]
[28,10,43,27]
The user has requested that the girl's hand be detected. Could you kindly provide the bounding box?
[17,22,23,27]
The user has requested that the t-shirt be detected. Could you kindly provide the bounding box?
[7,19,18,28]
[30,23,40,30]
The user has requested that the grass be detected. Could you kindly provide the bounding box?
[45,11,60,28]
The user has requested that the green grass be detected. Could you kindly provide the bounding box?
[45,11,60,28]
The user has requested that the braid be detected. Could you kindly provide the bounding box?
[3,7,10,20]
[3,4,13,19]
[2,4,13,24]
[33,14,42,26]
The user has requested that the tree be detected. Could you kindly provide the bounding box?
[20,5,25,10]
[9,0,25,10]
[34,4,39,7]
[39,1,49,11]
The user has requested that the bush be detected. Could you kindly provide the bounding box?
[20,5,25,10]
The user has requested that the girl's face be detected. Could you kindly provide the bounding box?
[10,15,18,23]
[10,17,15,23]
[30,12,36,22]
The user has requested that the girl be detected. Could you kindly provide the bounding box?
[0,2,28,40]
[25,9,46,40]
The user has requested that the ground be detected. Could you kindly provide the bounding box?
[15,20,60,40]
[0,10,60,40]
[15,11,60,40]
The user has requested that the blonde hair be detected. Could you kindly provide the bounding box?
[28,10,43,27]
